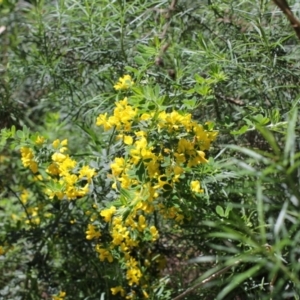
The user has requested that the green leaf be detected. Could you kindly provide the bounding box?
[194,74,206,84]
[16,130,24,139]
[252,114,270,125]
[230,125,249,135]
[11,125,16,136]
[270,108,280,124]
[216,205,225,217]
[284,107,297,161]
[134,56,146,65]
[255,124,280,156]
[216,263,262,300]
[136,44,157,57]
[225,203,233,217]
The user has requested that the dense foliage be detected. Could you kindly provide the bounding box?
[1,0,300,299]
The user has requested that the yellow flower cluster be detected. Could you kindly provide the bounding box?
[20,147,38,173]
[97,99,216,203]
[92,82,218,298]
[85,224,101,240]
[84,194,163,299]
[20,138,96,202]
[96,97,136,131]
[114,75,134,90]
[45,139,96,200]
[93,210,157,289]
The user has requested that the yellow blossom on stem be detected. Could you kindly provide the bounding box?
[20,147,34,167]
[111,286,125,297]
[96,113,114,131]
[78,165,96,183]
[95,245,114,262]
[52,139,60,149]
[59,156,77,176]
[114,74,134,90]
[100,206,116,222]
[52,291,66,300]
[126,257,138,269]
[111,157,126,177]
[47,163,60,176]
[149,226,159,241]
[20,189,29,204]
[52,152,66,163]
[137,215,147,232]
[35,135,45,145]
[85,224,101,240]
[61,139,68,146]
[190,180,204,193]
[123,135,133,145]
[126,267,142,286]
[20,147,38,173]
[29,161,38,173]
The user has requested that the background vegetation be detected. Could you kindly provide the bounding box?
[1,0,300,299]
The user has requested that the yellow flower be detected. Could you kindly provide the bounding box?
[113,98,137,128]
[111,157,126,177]
[126,267,142,286]
[20,147,38,173]
[35,135,45,145]
[95,245,113,262]
[114,74,134,90]
[60,147,68,153]
[130,137,154,165]
[96,113,114,131]
[79,165,96,183]
[0,246,5,256]
[135,130,147,138]
[20,189,29,204]
[61,139,68,146]
[138,215,147,232]
[52,152,66,163]
[123,135,133,145]
[125,257,138,268]
[29,161,38,173]
[52,139,60,149]
[100,206,116,222]
[190,180,203,193]
[52,291,66,300]
[85,224,101,240]
[140,113,151,121]
[149,226,159,241]
[111,286,125,296]
[47,163,60,176]
[59,156,77,176]
[177,138,194,154]
[20,147,34,167]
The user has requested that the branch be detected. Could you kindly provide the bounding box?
[153,0,178,78]
[216,93,245,106]
[273,0,300,40]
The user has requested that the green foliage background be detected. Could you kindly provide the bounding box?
[1,0,300,299]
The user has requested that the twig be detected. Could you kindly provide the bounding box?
[273,0,300,41]
[154,0,178,74]
[4,181,32,224]
[216,93,245,106]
